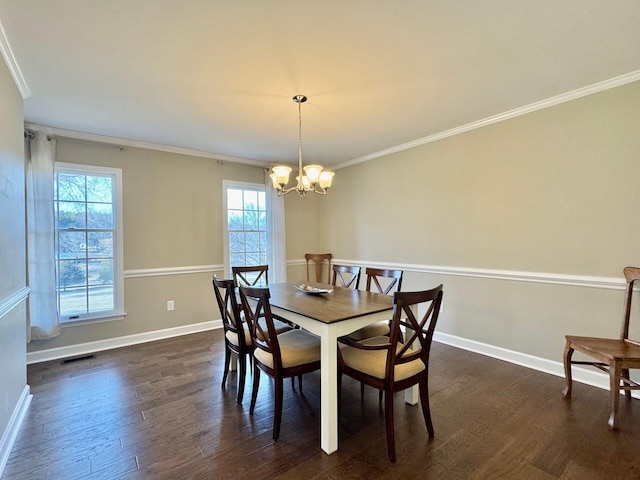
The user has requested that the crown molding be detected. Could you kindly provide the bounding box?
[334,70,640,170]
[20,68,640,171]
[24,124,269,168]
[0,19,30,99]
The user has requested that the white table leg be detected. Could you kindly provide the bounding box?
[405,385,419,405]
[230,352,237,371]
[320,326,339,454]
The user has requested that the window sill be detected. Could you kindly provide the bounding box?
[60,312,127,327]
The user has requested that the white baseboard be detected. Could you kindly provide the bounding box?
[27,320,222,364]
[433,332,639,399]
[0,385,32,478]
[24,319,636,391]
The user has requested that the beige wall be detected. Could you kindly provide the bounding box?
[23,80,640,371]
[314,81,640,361]
[0,55,27,443]
[284,191,327,281]
[27,141,265,352]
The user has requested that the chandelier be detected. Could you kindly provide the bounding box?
[270,95,334,197]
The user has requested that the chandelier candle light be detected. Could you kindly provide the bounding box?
[270,95,334,197]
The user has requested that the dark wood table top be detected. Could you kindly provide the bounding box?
[267,282,393,324]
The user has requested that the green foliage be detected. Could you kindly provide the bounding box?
[59,261,85,289]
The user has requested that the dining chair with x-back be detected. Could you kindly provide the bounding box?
[338,285,443,462]
[331,264,361,290]
[232,265,269,288]
[239,285,321,440]
[346,267,404,341]
[212,277,251,404]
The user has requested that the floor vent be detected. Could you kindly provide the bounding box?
[61,354,96,365]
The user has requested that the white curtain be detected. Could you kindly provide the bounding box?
[265,168,288,283]
[26,131,60,341]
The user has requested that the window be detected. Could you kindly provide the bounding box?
[54,163,124,323]
[223,181,268,277]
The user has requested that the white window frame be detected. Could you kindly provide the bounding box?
[54,162,125,324]
[222,180,268,278]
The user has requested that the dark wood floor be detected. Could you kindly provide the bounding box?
[4,330,640,480]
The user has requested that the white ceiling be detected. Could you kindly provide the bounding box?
[0,1,639,168]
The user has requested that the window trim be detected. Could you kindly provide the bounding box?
[222,180,267,278]
[55,162,125,324]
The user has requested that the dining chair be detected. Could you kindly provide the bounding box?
[344,267,405,400]
[212,277,251,404]
[338,285,443,462]
[305,253,332,284]
[331,264,361,289]
[213,276,293,403]
[239,285,321,440]
[563,266,640,429]
[346,267,404,341]
[232,265,269,288]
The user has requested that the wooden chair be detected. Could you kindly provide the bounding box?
[338,285,443,462]
[212,277,251,404]
[213,276,293,403]
[563,266,640,428]
[239,286,321,440]
[346,267,404,341]
[232,265,269,288]
[305,253,332,284]
[331,264,361,289]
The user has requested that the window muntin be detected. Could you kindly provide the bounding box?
[54,163,124,323]
[223,182,268,277]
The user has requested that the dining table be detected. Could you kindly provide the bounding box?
[265,281,419,455]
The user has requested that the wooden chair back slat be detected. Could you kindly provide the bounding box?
[212,276,243,339]
[233,265,269,288]
[305,253,332,283]
[332,264,361,289]
[365,267,403,295]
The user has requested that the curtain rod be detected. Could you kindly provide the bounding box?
[24,123,268,167]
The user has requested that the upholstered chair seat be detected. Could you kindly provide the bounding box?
[345,322,390,341]
[344,268,403,343]
[239,285,322,441]
[240,310,292,338]
[254,329,320,369]
[225,328,251,348]
[338,336,425,381]
[338,286,443,462]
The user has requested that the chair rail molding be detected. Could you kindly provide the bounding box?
[310,260,625,291]
[124,264,224,279]
[0,287,30,320]
[288,259,634,397]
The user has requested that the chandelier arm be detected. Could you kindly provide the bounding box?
[277,185,298,196]
[272,94,332,198]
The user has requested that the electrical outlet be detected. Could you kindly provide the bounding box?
[167,300,175,311]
